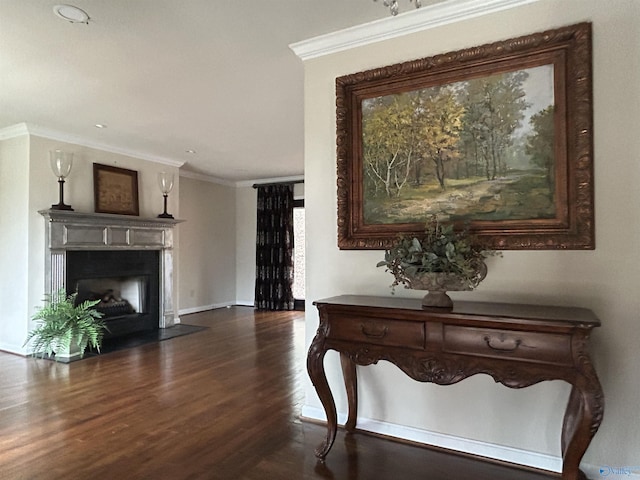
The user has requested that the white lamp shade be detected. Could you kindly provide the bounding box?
[49,150,73,178]
[158,172,175,195]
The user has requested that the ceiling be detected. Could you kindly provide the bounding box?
[0,1,404,183]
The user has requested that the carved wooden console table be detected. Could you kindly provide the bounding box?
[308,295,603,480]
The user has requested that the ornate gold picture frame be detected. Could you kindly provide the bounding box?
[336,23,593,250]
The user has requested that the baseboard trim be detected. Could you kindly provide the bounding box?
[0,342,25,356]
[235,300,255,307]
[301,405,562,473]
[178,302,235,315]
[300,407,623,477]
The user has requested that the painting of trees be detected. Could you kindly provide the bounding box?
[417,87,464,190]
[526,105,555,190]
[362,93,421,198]
[459,71,530,182]
[337,22,594,251]
[363,86,464,198]
[361,65,556,224]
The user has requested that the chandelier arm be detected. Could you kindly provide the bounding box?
[374,0,421,16]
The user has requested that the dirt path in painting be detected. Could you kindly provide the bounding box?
[381,173,547,222]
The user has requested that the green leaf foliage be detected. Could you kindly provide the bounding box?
[378,215,500,291]
[24,288,107,359]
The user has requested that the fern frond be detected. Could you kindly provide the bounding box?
[24,288,106,359]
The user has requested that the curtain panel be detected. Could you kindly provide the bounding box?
[254,184,295,311]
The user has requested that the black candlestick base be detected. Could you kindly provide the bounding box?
[158,194,173,219]
[51,203,74,211]
[52,178,73,211]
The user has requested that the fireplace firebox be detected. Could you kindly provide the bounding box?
[66,250,160,338]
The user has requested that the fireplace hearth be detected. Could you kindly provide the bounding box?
[40,210,182,335]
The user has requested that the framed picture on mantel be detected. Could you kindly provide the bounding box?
[93,163,139,216]
[336,22,594,250]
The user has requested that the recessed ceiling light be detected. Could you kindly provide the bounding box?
[186,149,196,154]
[94,123,107,129]
[53,4,90,24]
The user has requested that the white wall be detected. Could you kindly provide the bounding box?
[0,133,181,354]
[303,0,640,472]
[235,186,258,306]
[178,176,236,313]
[0,136,30,352]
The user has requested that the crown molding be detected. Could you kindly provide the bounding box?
[290,0,540,61]
[179,169,236,187]
[0,122,184,168]
[0,122,29,140]
[179,171,304,189]
[235,174,304,188]
[2,122,301,188]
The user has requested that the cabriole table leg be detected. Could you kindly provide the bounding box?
[561,376,604,480]
[340,353,358,432]
[307,333,337,460]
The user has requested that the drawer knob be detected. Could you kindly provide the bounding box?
[484,335,521,352]
[361,323,388,339]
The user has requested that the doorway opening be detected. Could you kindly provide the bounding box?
[293,198,305,311]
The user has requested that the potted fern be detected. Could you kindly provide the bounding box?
[24,288,107,362]
[377,216,500,308]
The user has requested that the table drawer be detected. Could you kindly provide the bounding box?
[328,316,425,350]
[442,325,573,365]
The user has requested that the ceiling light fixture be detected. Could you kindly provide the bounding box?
[53,4,90,24]
[94,123,107,129]
[374,0,422,16]
[185,149,196,154]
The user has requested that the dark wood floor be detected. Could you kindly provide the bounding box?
[0,307,559,479]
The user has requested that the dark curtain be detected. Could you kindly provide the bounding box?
[254,184,295,311]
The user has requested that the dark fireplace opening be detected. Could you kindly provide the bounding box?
[66,250,160,339]
[76,275,148,317]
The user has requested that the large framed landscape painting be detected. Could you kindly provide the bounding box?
[336,23,594,250]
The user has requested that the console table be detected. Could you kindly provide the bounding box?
[308,295,603,480]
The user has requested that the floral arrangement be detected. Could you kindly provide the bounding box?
[377,216,500,292]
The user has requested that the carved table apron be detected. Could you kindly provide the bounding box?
[308,295,603,480]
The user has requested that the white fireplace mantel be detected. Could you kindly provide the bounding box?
[39,209,183,328]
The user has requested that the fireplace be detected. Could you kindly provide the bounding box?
[66,250,160,338]
[40,210,181,335]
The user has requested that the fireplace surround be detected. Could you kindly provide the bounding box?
[39,210,181,334]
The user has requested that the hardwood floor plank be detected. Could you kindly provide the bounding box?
[0,307,558,479]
